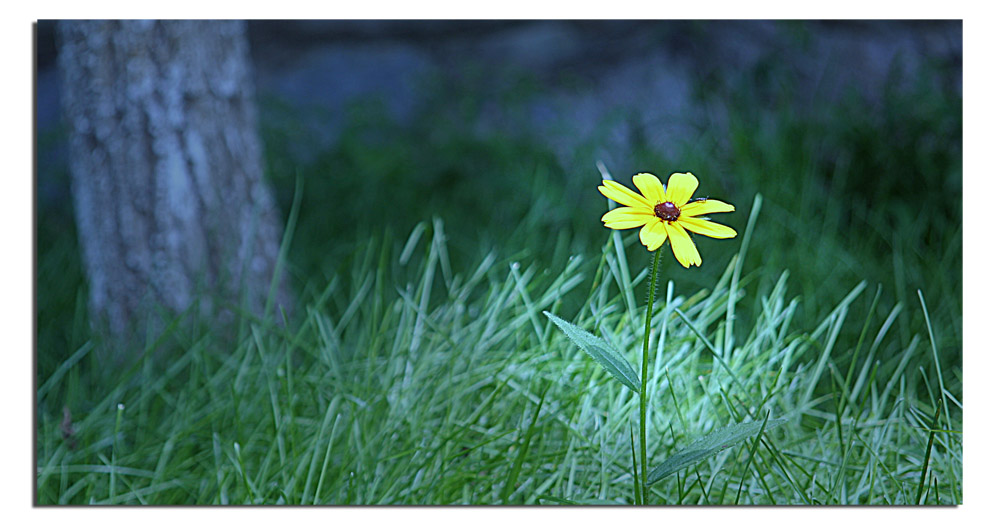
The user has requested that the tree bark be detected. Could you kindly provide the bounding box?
[56,20,288,340]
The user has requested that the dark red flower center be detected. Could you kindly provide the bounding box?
[654,201,680,222]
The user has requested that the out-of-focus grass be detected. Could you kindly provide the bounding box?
[259,97,587,281]
[256,52,961,407]
[36,124,90,378]
[698,57,962,404]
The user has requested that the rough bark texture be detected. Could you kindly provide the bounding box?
[57,20,288,339]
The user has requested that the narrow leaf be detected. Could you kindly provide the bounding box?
[735,410,770,504]
[916,399,942,504]
[647,418,787,486]
[543,311,640,393]
[501,384,548,503]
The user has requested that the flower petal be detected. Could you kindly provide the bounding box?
[633,173,667,205]
[599,179,650,209]
[639,220,669,251]
[678,217,738,239]
[665,172,699,207]
[681,199,735,217]
[602,207,655,230]
[665,222,702,268]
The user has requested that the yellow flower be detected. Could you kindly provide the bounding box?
[599,172,737,268]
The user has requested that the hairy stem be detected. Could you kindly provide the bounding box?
[639,248,662,504]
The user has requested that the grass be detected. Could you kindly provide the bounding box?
[35,36,961,504]
[35,214,962,504]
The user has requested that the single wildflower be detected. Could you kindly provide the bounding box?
[599,172,737,267]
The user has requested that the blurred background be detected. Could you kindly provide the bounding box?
[36,19,961,394]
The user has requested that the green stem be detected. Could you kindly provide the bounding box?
[639,248,662,504]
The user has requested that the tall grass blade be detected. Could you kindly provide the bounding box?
[735,410,770,504]
[501,384,548,503]
[916,400,942,504]
[674,309,749,396]
[725,193,762,358]
[918,289,951,429]
[265,173,302,321]
[37,341,92,403]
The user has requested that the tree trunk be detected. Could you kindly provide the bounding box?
[56,20,288,340]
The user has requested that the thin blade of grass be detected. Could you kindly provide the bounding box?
[501,383,548,503]
[916,399,942,504]
[735,410,770,504]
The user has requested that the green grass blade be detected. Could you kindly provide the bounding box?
[674,309,750,397]
[735,410,770,504]
[265,173,302,321]
[725,193,762,358]
[916,400,942,504]
[501,384,548,503]
[37,341,93,404]
[918,289,951,430]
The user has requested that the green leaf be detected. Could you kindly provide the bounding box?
[647,418,787,486]
[543,311,640,393]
